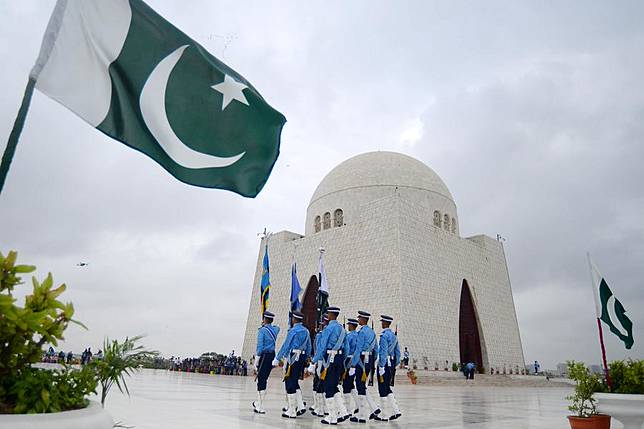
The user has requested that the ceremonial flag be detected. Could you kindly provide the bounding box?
[3,0,286,197]
[260,245,270,315]
[290,262,302,313]
[589,258,635,350]
[317,250,329,323]
[289,261,302,327]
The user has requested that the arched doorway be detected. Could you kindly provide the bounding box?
[459,280,484,373]
[301,276,319,340]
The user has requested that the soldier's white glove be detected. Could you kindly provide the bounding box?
[271,358,280,367]
[307,363,316,374]
[348,367,356,377]
[253,355,259,371]
[378,366,385,376]
[316,362,322,376]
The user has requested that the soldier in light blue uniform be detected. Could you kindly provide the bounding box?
[375,314,402,421]
[253,311,280,414]
[341,318,360,421]
[348,310,381,423]
[307,306,349,425]
[311,316,328,417]
[273,310,312,419]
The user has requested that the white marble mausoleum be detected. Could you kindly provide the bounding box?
[241,151,525,373]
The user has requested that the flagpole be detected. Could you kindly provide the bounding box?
[0,78,36,195]
[587,253,612,390]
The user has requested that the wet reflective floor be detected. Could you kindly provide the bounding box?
[102,369,619,429]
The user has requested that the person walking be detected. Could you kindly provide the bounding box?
[374,315,402,421]
[348,311,381,423]
[308,306,349,425]
[311,316,328,417]
[341,318,360,421]
[273,311,312,419]
[252,311,280,414]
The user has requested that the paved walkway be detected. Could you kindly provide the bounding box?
[101,369,618,429]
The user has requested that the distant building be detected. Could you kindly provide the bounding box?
[241,151,526,373]
[589,364,603,375]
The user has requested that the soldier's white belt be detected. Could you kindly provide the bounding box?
[290,349,303,361]
[326,349,342,363]
[361,351,370,363]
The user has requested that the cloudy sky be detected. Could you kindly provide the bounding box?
[1,1,643,369]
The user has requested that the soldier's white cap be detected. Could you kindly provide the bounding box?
[379,314,394,323]
[263,311,275,320]
[357,311,371,319]
[347,318,359,326]
[327,306,341,314]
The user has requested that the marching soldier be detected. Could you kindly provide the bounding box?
[308,306,349,425]
[311,317,328,417]
[273,310,312,419]
[253,311,280,414]
[375,314,402,421]
[341,318,360,421]
[348,310,381,423]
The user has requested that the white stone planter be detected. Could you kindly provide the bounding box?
[0,400,113,429]
[595,392,644,429]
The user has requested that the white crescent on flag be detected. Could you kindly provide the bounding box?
[139,45,245,169]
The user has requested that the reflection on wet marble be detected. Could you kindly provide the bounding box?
[101,369,622,429]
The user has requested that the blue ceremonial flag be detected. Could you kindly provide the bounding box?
[290,261,302,313]
[260,245,270,315]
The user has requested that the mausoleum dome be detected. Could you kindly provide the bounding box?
[305,151,459,236]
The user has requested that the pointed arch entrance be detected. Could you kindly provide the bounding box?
[459,280,484,372]
[301,275,319,340]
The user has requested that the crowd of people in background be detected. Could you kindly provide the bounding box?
[168,351,248,376]
[41,346,102,365]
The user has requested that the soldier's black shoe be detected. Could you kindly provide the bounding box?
[391,413,402,420]
[297,408,307,416]
[373,414,389,422]
[281,412,296,419]
[354,408,359,414]
[369,408,381,420]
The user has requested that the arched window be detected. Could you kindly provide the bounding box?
[433,211,442,228]
[334,209,343,227]
[451,217,457,234]
[323,212,331,230]
[314,216,321,233]
[444,214,450,231]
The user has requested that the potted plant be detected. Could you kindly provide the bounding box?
[565,361,610,429]
[407,369,418,384]
[0,250,155,428]
[595,359,644,429]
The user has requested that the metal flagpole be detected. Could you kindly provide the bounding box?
[587,253,612,390]
[0,78,36,195]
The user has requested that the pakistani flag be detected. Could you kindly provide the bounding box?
[30,0,285,197]
[590,258,635,350]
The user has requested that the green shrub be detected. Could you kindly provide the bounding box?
[9,366,97,414]
[566,361,606,417]
[609,359,644,394]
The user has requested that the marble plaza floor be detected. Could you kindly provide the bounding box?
[102,369,618,429]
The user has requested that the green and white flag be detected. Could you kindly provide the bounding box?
[31,0,285,197]
[589,258,635,350]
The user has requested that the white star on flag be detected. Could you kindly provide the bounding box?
[211,75,249,110]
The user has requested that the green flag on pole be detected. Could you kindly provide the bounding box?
[25,0,285,197]
[598,278,634,350]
